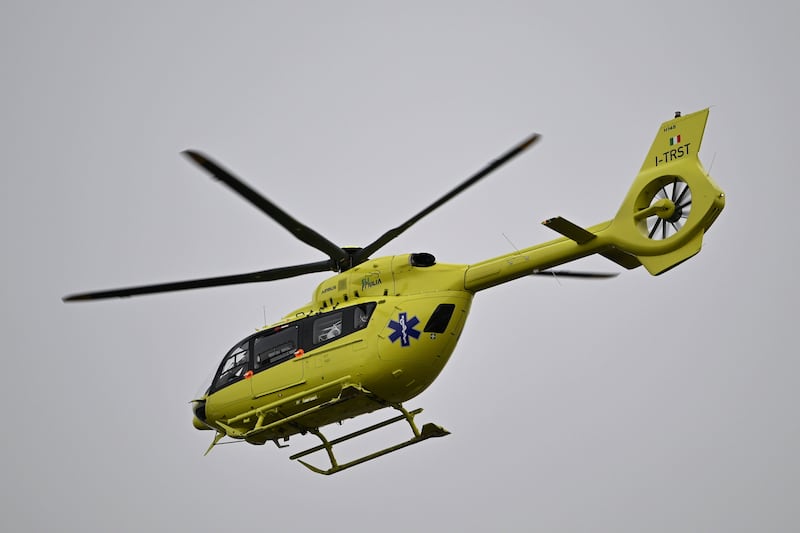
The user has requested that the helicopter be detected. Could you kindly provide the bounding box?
[64,109,725,475]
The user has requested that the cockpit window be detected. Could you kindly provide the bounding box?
[212,340,249,391]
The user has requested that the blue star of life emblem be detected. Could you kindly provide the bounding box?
[388,312,421,347]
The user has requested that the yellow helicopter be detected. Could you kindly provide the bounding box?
[64,109,725,475]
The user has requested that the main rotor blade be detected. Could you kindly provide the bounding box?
[531,270,619,279]
[353,133,541,264]
[183,150,349,269]
[62,260,333,301]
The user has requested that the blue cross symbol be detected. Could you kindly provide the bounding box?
[388,312,421,347]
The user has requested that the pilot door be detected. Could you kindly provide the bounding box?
[249,324,305,399]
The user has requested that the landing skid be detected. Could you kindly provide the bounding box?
[289,404,450,475]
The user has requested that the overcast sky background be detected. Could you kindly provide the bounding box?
[2,2,798,532]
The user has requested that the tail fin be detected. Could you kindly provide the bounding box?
[640,110,709,173]
[607,108,725,274]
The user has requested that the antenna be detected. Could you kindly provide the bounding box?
[502,232,521,254]
[708,152,717,174]
[547,270,563,287]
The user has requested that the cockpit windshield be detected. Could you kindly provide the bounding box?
[211,340,249,392]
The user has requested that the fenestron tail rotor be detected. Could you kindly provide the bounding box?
[64,132,540,301]
[637,177,693,241]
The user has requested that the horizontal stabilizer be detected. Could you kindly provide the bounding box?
[542,216,596,244]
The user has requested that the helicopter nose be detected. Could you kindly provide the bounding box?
[192,400,212,430]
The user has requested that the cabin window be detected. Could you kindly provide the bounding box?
[306,303,376,348]
[254,326,299,371]
[424,303,456,333]
[354,302,376,330]
[313,312,343,344]
[212,340,249,391]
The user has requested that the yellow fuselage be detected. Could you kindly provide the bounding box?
[198,255,475,444]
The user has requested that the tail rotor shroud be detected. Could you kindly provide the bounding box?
[608,108,725,275]
[638,176,693,241]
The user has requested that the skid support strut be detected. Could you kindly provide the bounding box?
[289,404,449,475]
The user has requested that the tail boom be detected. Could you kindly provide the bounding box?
[464,109,725,292]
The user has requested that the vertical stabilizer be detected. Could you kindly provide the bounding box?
[640,109,709,173]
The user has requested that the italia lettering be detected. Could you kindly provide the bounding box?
[361,276,382,291]
[654,142,691,166]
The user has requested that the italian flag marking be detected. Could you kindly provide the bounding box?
[669,135,682,145]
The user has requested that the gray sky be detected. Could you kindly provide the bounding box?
[2,2,798,532]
